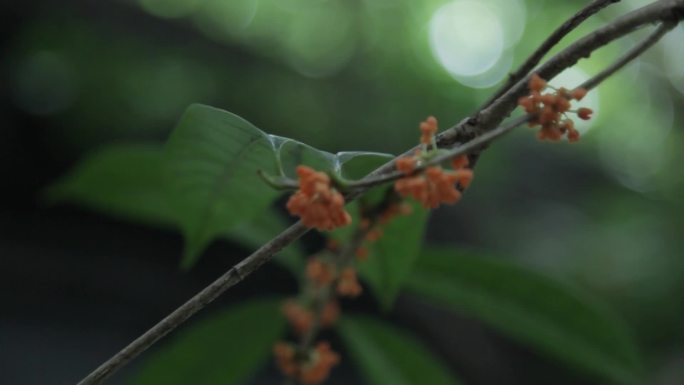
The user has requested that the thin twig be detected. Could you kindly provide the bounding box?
[474,0,684,135]
[346,115,530,190]
[579,21,676,91]
[481,0,621,109]
[76,1,684,384]
[76,221,310,385]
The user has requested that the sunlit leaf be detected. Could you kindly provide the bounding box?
[339,315,462,385]
[406,248,643,385]
[129,299,285,385]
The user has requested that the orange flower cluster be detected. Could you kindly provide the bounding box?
[337,267,363,297]
[518,73,590,142]
[395,165,473,209]
[274,341,340,385]
[281,299,339,335]
[287,166,352,231]
[282,300,314,335]
[394,117,474,209]
[306,258,336,287]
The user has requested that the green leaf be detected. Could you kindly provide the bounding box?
[339,315,462,385]
[330,199,429,310]
[405,248,643,385]
[166,104,396,268]
[45,105,396,272]
[336,151,395,180]
[45,142,304,274]
[272,138,394,180]
[45,144,177,227]
[129,299,285,385]
[359,201,429,310]
[165,104,281,267]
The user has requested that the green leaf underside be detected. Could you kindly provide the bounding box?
[331,199,429,310]
[165,104,281,267]
[45,144,178,227]
[47,103,395,269]
[167,104,395,267]
[339,315,461,385]
[45,142,302,272]
[360,200,429,310]
[128,299,285,385]
[406,248,643,385]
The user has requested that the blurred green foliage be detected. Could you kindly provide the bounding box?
[10,0,684,383]
[340,315,463,385]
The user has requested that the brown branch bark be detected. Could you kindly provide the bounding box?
[481,0,622,109]
[76,1,684,384]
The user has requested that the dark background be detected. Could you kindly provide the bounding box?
[2,0,684,384]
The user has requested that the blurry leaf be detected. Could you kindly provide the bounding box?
[45,142,303,274]
[45,144,177,227]
[406,248,643,385]
[330,199,429,310]
[360,201,429,310]
[339,315,462,385]
[129,298,285,385]
[165,104,281,267]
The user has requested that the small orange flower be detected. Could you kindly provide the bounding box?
[320,301,340,327]
[337,267,363,297]
[282,300,314,335]
[299,342,341,385]
[570,87,588,101]
[451,155,469,170]
[577,107,593,120]
[355,247,369,261]
[396,156,417,174]
[529,73,547,92]
[273,341,340,385]
[306,258,336,287]
[419,116,438,145]
[395,166,471,209]
[378,202,412,224]
[273,342,298,377]
[365,228,383,242]
[286,166,352,231]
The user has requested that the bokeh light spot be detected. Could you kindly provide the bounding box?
[662,25,684,95]
[429,1,504,77]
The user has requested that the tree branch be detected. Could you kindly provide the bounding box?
[345,115,530,190]
[76,221,310,385]
[76,1,684,384]
[481,0,621,108]
[579,21,676,91]
[473,0,684,136]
